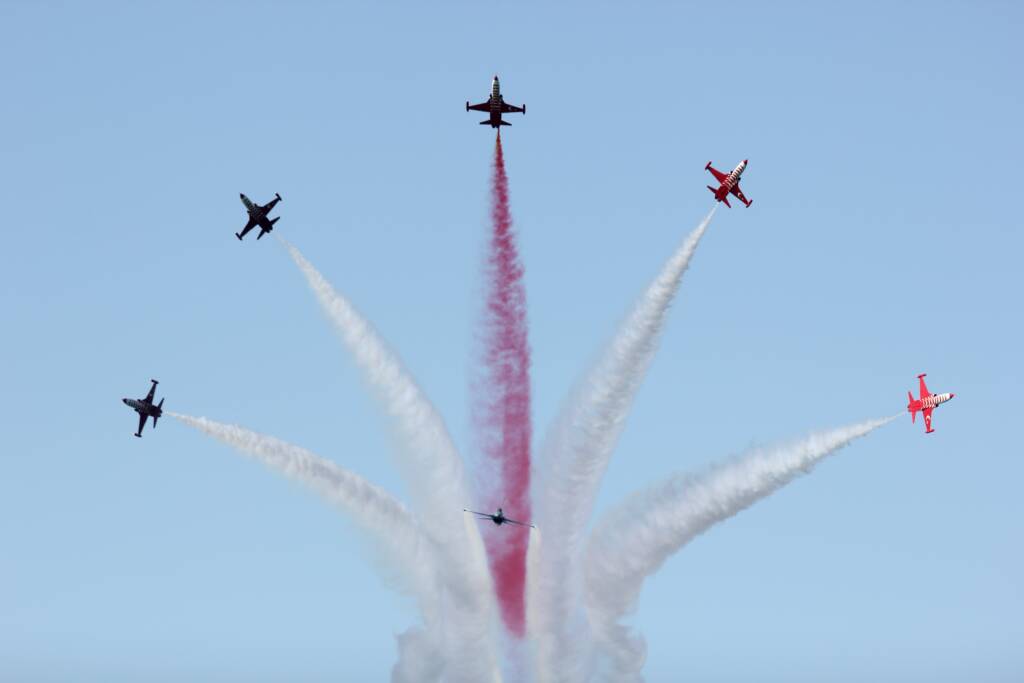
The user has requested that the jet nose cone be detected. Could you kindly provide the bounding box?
[950,393,955,399]
[121,398,128,405]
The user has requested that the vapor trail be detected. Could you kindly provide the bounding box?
[169,412,445,677]
[584,416,896,681]
[277,243,501,682]
[531,208,716,682]
[473,130,533,636]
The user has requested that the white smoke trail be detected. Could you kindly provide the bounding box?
[392,627,445,683]
[584,416,896,681]
[277,241,500,682]
[169,412,446,680]
[531,208,716,683]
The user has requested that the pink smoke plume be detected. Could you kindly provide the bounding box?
[473,131,533,636]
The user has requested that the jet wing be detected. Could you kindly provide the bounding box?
[144,382,157,402]
[464,509,492,519]
[922,407,934,433]
[238,217,257,239]
[504,517,535,528]
[136,412,148,437]
[500,102,524,114]
[918,375,931,399]
[731,184,751,206]
[467,101,491,112]
[706,164,728,183]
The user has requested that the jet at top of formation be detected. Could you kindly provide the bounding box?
[907,373,955,434]
[122,379,164,438]
[464,507,535,529]
[705,159,753,208]
[236,193,283,241]
[466,75,525,128]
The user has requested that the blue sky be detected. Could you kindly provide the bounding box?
[1,2,1021,680]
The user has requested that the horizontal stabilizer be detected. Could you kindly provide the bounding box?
[152,414,159,429]
[270,217,280,225]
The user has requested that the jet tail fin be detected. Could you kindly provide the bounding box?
[707,185,730,207]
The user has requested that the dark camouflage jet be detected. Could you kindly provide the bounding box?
[466,75,525,128]
[122,379,164,438]
[464,507,535,529]
[236,192,282,241]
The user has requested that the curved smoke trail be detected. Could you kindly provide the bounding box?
[584,416,896,681]
[531,208,716,682]
[259,243,501,681]
[473,131,533,637]
[168,413,446,680]
[279,244,501,682]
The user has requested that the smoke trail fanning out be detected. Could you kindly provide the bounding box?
[531,208,716,682]
[263,245,503,681]
[473,130,533,637]
[167,413,434,606]
[584,416,896,681]
[170,412,450,681]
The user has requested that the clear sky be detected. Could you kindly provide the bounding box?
[1,1,1021,681]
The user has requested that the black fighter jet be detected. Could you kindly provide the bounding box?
[466,75,525,128]
[464,507,535,528]
[122,379,164,438]
[236,192,282,241]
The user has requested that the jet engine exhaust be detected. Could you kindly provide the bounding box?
[583,416,897,679]
[473,130,533,638]
[276,242,501,682]
[531,207,716,682]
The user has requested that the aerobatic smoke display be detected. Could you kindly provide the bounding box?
[171,130,897,682]
[473,131,533,638]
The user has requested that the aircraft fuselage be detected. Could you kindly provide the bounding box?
[906,373,955,434]
[714,160,746,200]
[466,75,524,129]
[122,380,164,437]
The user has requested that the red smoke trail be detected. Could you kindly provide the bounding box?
[475,130,532,636]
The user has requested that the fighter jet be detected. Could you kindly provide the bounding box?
[907,373,955,434]
[122,379,164,438]
[705,159,753,208]
[466,76,525,128]
[464,507,535,528]
[236,192,282,241]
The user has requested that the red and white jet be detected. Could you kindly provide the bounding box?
[907,373,955,434]
[705,159,752,208]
